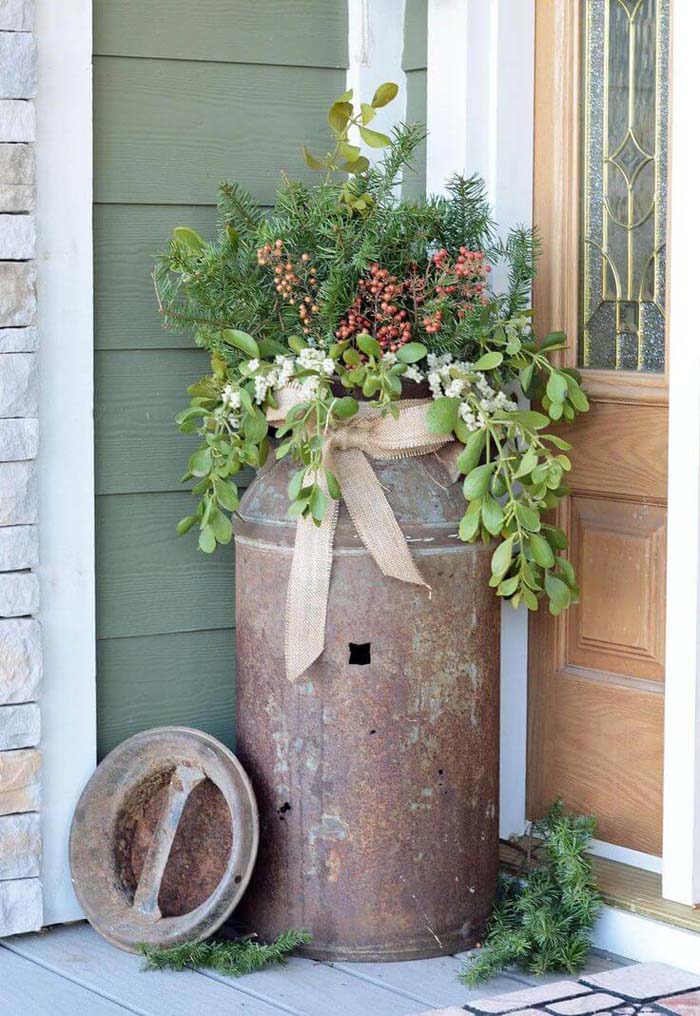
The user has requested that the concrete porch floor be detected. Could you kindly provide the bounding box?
[0,921,634,1016]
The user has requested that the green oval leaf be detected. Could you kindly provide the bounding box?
[482,495,505,536]
[463,462,495,500]
[529,532,555,568]
[310,486,328,522]
[540,330,567,351]
[545,571,571,614]
[333,396,359,419]
[302,145,325,171]
[396,341,427,364]
[211,510,233,545]
[498,575,520,598]
[198,525,216,554]
[371,81,399,108]
[325,470,341,500]
[514,446,538,479]
[176,515,198,536]
[257,338,288,359]
[459,499,482,542]
[328,100,353,135]
[288,335,309,354]
[189,447,212,477]
[357,333,382,359]
[472,351,503,371]
[426,396,460,434]
[214,477,239,512]
[361,102,376,124]
[359,125,391,149]
[546,371,568,404]
[516,503,541,532]
[491,536,514,579]
[221,329,260,359]
[341,155,370,175]
[173,226,205,252]
[456,430,486,475]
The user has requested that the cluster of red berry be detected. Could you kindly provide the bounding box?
[335,264,414,352]
[257,240,319,335]
[432,247,490,308]
[422,308,443,335]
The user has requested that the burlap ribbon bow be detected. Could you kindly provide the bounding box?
[267,387,453,682]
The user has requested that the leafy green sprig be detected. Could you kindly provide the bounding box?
[426,316,588,614]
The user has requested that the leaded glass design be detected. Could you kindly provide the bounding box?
[580,0,669,371]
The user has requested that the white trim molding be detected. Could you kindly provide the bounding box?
[426,0,535,840]
[661,0,700,907]
[35,0,95,924]
[595,907,700,976]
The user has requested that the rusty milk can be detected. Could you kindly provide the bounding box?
[232,450,500,962]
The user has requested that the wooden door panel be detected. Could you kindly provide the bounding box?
[558,403,668,502]
[529,671,664,854]
[568,497,666,681]
[527,0,670,855]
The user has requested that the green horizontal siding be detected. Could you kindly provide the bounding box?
[94,0,348,68]
[94,204,219,350]
[94,58,345,205]
[95,349,255,495]
[96,492,235,640]
[95,349,211,494]
[97,629,237,758]
[93,0,347,756]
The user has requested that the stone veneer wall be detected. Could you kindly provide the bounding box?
[0,0,43,936]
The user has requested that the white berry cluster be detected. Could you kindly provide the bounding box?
[427,352,517,432]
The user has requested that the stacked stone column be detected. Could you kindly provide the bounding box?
[0,0,43,936]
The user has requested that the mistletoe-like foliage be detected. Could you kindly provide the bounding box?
[154,83,590,615]
[139,928,311,978]
[460,802,602,986]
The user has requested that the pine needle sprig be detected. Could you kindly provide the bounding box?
[460,801,601,987]
[365,121,428,203]
[139,928,312,978]
[217,180,263,232]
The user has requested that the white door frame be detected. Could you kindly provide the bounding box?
[660,0,700,907]
[36,0,96,924]
[426,0,700,898]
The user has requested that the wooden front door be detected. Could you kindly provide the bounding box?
[527,0,670,855]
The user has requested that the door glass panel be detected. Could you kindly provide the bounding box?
[580,0,669,371]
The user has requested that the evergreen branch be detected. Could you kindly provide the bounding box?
[139,928,312,978]
[366,121,428,203]
[218,180,263,231]
[460,801,601,987]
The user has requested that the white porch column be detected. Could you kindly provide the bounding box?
[426,0,535,839]
[347,0,407,143]
[661,0,700,906]
[35,0,96,923]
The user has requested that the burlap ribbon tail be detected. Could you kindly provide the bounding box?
[267,389,452,682]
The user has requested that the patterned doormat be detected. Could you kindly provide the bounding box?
[420,963,700,1016]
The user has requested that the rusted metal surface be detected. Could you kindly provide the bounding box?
[69,726,259,952]
[232,452,500,962]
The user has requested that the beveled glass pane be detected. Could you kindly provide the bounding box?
[580,0,669,372]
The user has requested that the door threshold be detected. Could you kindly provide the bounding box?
[500,841,700,935]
